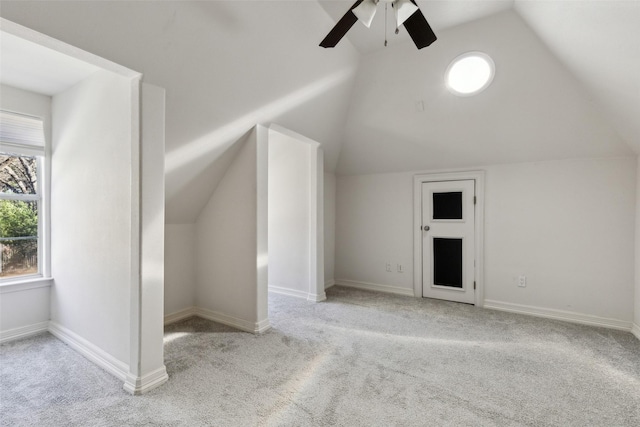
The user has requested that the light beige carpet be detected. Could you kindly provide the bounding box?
[2,286,639,426]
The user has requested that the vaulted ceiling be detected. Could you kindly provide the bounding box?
[0,1,638,223]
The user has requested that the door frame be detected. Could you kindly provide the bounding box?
[413,170,485,306]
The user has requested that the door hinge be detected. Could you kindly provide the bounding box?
[473,281,476,290]
[473,196,477,205]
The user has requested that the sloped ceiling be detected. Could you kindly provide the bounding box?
[1,1,638,222]
[515,0,640,154]
[336,8,634,174]
[0,1,360,223]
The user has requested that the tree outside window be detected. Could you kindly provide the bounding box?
[0,154,39,278]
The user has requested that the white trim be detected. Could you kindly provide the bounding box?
[484,300,633,332]
[325,279,335,289]
[632,323,640,341]
[196,307,271,334]
[268,285,327,302]
[0,321,48,343]
[0,193,40,202]
[269,285,309,300]
[254,318,271,334]
[128,76,143,383]
[0,142,45,157]
[307,291,327,302]
[413,170,485,306]
[0,277,52,293]
[165,306,272,334]
[335,279,415,297]
[164,307,198,326]
[123,366,168,395]
[48,321,129,381]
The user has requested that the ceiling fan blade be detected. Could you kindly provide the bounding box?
[320,0,364,48]
[402,1,437,49]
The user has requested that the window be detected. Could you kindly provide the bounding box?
[445,52,495,96]
[0,111,45,280]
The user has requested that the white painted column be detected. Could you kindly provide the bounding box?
[634,156,640,340]
[256,124,270,329]
[309,147,326,302]
[125,82,168,394]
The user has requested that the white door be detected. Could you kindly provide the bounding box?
[422,180,475,304]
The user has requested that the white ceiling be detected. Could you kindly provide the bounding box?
[319,0,640,163]
[0,31,100,96]
[336,8,633,175]
[0,0,638,222]
[514,0,640,153]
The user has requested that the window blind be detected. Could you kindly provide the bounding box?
[0,110,45,147]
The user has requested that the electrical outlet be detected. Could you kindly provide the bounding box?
[386,263,392,272]
[518,275,526,287]
[397,264,404,273]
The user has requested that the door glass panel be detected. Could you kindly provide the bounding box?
[433,192,462,219]
[433,238,462,288]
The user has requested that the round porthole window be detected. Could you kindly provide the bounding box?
[445,52,495,96]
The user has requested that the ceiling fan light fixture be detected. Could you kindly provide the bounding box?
[353,0,379,28]
[320,0,436,49]
[394,0,419,27]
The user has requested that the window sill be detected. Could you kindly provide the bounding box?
[0,276,53,294]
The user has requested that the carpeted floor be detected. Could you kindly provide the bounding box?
[1,286,639,426]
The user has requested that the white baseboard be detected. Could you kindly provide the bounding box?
[307,291,326,302]
[0,321,49,344]
[164,306,270,334]
[335,279,415,297]
[123,366,168,395]
[632,323,640,341]
[269,285,309,300]
[164,307,197,325]
[325,279,335,290]
[254,318,271,334]
[269,285,327,302]
[483,300,632,332]
[196,307,271,334]
[48,321,129,381]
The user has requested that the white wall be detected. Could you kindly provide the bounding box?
[0,84,52,340]
[0,284,49,341]
[336,156,636,325]
[195,127,268,332]
[324,172,336,288]
[51,70,133,365]
[635,156,640,337]
[0,1,361,223]
[268,131,312,297]
[484,158,635,323]
[336,172,415,293]
[164,223,196,316]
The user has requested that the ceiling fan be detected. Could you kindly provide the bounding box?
[320,0,437,49]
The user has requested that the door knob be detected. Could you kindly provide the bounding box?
[423,225,430,231]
